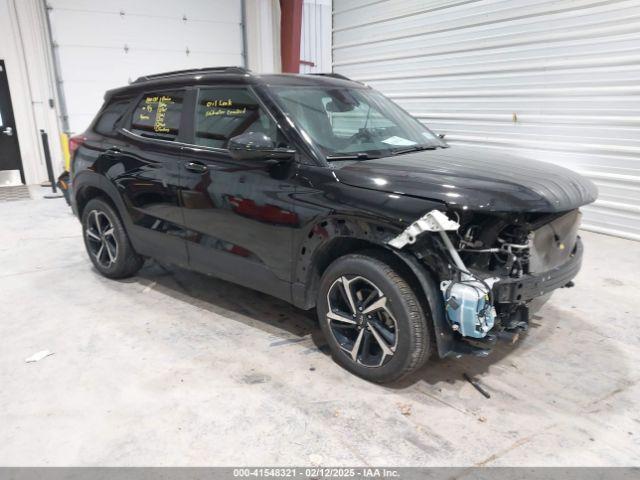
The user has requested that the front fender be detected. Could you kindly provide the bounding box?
[291,213,455,359]
[390,250,455,359]
[290,175,448,309]
[291,214,400,309]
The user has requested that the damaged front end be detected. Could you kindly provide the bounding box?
[388,208,584,357]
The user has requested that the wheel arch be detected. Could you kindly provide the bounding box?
[389,250,455,359]
[73,172,128,223]
[292,215,454,359]
[76,185,115,219]
[291,216,400,310]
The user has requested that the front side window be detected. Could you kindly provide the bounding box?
[194,87,288,149]
[130,91,184,141]
[269,86,444,159]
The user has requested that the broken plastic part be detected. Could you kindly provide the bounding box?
[388,210,459,249]
[389,209,470,274]
[390,209,500,340]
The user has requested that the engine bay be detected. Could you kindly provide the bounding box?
[457,209,581,278]
[389,208,583,355]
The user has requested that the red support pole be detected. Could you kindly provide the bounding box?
[280,0,303,73]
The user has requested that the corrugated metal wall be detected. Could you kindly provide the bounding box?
[333,0,640,241]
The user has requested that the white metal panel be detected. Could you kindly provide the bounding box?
[300,0,332,73]
[244,0,281,73]
[47,0,244,134]
[0,0,65,184]
[333,0,640,241]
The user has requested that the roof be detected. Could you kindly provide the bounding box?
[106,67,365,98]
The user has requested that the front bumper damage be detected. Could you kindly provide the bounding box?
[493,238,582,304]
[388,209,583,357]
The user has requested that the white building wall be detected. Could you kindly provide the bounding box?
[244,0,282,73]
[300,0,332,73]
[47,0,246,135]
[1,0,268,185]
[0,0,64,185]
[333,0,640,241]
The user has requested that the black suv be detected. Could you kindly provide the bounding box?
[70,67,597,383]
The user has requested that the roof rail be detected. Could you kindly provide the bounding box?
[310,72,353,81]
[133,66,250,84]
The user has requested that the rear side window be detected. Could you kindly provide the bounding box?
[194,87,288,149]
[130,91,184,141]
[94,96,132,136]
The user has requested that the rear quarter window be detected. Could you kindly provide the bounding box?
[130,91,184,141]
[93,96,133,136]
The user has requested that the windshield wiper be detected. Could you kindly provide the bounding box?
[391,145,438,156]
[326,152,378,161]
[327,144,440,160]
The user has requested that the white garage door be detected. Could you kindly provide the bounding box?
[333,0,640,241]
[47,0,245,135]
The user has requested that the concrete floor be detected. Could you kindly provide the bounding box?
[0,190,639,466]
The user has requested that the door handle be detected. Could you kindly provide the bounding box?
[185,161,208,173]
[1,127,13,136]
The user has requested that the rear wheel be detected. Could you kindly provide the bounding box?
[317,253,430,383]
[81,198,143,279]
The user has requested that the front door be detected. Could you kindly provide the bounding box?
[179,86,298,301]
[0,60,24,185]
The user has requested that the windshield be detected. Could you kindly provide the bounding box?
[269,85,445,159]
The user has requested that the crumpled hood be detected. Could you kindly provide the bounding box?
[334,146,598,212]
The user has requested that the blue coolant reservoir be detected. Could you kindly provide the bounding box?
[440,278,498,338]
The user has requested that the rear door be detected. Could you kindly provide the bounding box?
[178,85,298,301]
[110,89,190,266]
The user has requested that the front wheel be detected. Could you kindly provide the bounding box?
[317,253,431,383]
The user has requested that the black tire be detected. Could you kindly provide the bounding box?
[81,198,143,279]
[317,252,430,383]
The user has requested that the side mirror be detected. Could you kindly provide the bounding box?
[438,133,446,139]
[228,131,296,162]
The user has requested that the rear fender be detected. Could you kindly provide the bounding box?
[72,171,142,251]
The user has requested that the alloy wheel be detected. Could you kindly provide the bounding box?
[326,275,398,367]
[85,210,118,269]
